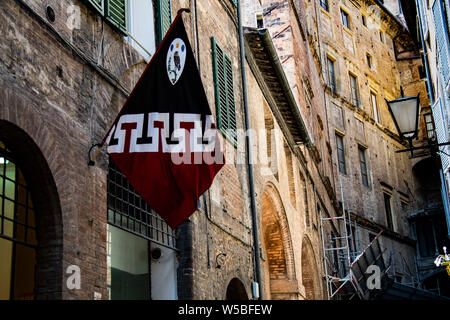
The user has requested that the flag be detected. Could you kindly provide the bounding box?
[104,11,225,229]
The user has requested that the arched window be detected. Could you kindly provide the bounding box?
[0,141,37,300]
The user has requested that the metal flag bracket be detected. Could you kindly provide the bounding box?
[88,143,103,167]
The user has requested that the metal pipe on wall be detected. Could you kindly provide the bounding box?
[236,0,263,300]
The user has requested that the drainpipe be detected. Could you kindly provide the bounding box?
[237,0,262,300]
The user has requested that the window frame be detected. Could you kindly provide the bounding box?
[383,192,394,231]
[358,146,369,187]
[424,113,436,139]
[320,0,329,12]
[340,8,350,29]
[366,53,373,69]
[335,133,347,175]
[211,37,238,146]
[327,56,337,92]
[85,0,129,33]
[156,0,172,44]
[106,158,179,301]
[370,91,381,124]
[127,1,157,60]
[349,73,359,107]
[256,12,264,28]
[0,142,38,300]
[0,145,37,249]
[361,14,367,27]
[107,160,177,249]
[107,224,151,300]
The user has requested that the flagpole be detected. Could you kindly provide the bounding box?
[87,9,191,167]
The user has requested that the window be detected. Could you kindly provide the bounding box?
[284,142,296,208]
[211,38,237,145]
[0,141,37,300]
[256,13,264,28]
[336,134,346,174]
[107,160,177,300]
[85,0,171,47]
[299,172,309,227]
[362,14,367,27]
[156,0,172,43]
[379,30,384,42]
[347,223,358,259]
[128,1,157,60]
[86,0,128,33]
[107,224,150,299]
[370,92,381,124]
[349,73,359,107]
[366,53,373,69]
[424,113,435,139]
[418,65,427,79]
[330,231,340,275]
[327,57,336,92]
[320,0,329,11]
[341,9,350,29]
[383,193,394,230]
[415,218,437,257]
[359,146,369,187]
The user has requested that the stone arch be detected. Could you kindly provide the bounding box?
[261,183,299,299]
[0,120,63,299]
[225,278,249,300]
[301,235,321,300]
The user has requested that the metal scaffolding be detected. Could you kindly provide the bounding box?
[320,202,362,300]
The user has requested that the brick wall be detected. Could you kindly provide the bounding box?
[0,0,145,299]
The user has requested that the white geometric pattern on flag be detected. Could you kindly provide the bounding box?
[107,113,218,154]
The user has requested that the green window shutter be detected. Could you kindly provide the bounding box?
[106,0,128,33]
[211,37,237,145]
[157,0,172,44]
[87,0,105,15]
[231,0,237,7]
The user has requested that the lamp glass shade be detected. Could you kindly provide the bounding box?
[387,96,420,139]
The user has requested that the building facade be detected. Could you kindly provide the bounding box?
[415,0,450,237]
[0,0,447,301]
[0,0,334,300]
[243,0,449,298]
[399,0,450,296]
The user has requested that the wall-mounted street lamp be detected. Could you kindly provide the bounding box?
[386,95,450,155]
[434,247,450,277]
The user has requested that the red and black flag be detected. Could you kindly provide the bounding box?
[104,10,225,229]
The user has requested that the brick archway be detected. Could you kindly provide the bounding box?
[261,183,299,299]
[301,235,321,300]
[0,120,63,299]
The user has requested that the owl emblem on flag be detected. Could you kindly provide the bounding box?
[166,38,187,85]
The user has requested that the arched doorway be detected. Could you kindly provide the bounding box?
[0,121,63,300]
[301,236,321,300]
[261,184,299,300]
[225,278,248,300]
